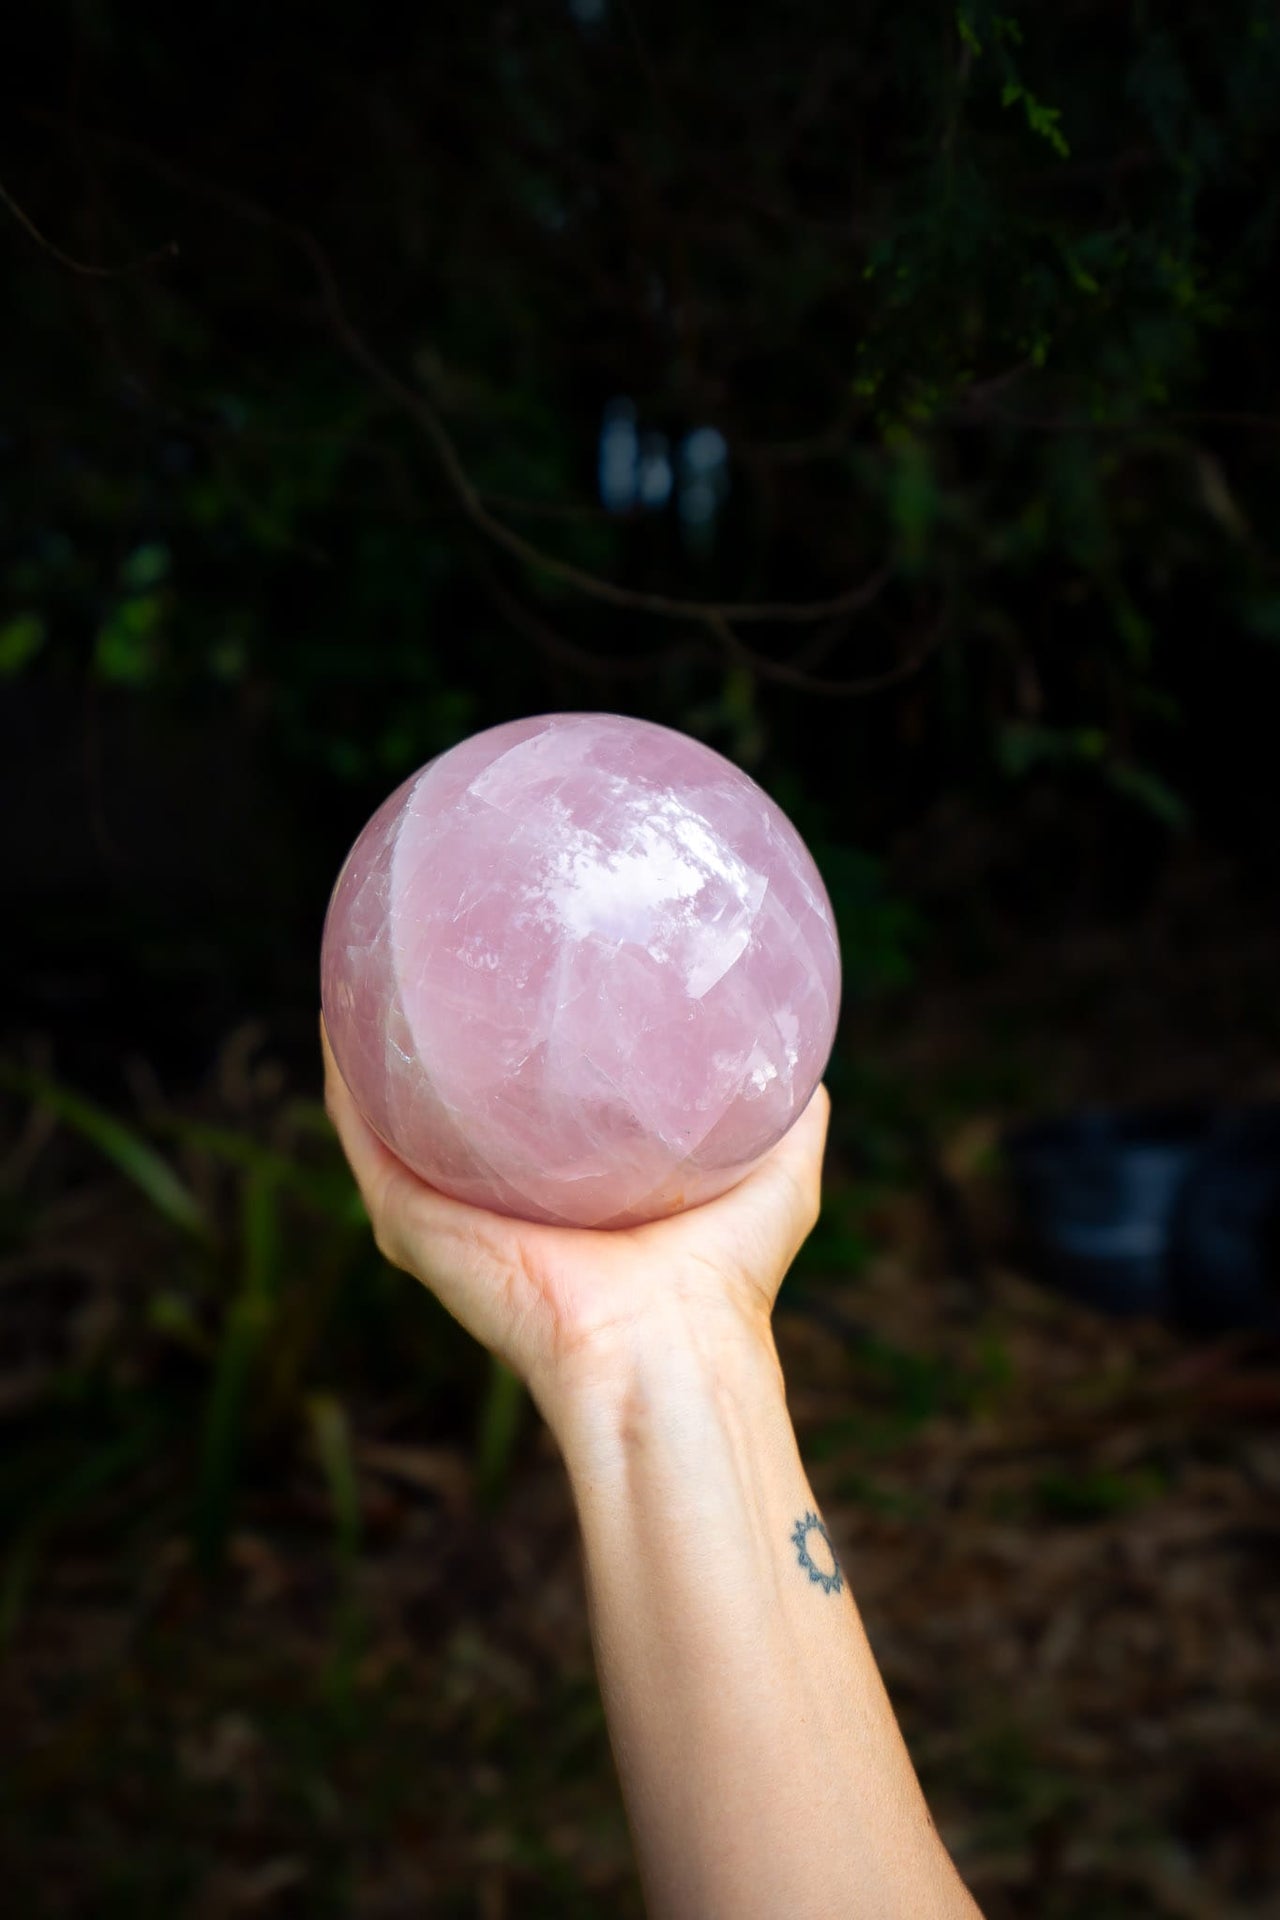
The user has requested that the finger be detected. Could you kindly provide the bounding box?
[319,1014,526,1293]
[706,1086,831,1289]
[761,1080,831,1224]
[321,1016,403,1209]
[320,1015,421,1260]
[642,1080,832,1286]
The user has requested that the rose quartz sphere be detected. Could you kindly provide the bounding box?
[321,713,840,1228]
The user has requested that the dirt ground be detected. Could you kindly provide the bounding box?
[3,846,1278,1918]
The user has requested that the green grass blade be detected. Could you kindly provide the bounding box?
[193,1170,284,1571]
[195,1295,271,1572]
[242,1165,283,1303]
[154,1116,367,1225]
[308,1393,361,1568]
[1,1425,157,1646]
[308,1392,364,1708]
[475,1357,526,1511]
[0,1064,207,1238]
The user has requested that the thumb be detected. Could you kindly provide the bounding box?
[640,1081,831,1300]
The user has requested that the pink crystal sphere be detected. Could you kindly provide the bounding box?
[321,713,841,1228]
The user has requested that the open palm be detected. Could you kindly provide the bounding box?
[321,1018,829,1419]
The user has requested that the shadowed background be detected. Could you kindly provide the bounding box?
[2,4,1279,1914]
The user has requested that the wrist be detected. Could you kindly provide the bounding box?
[539,1295,788,1483]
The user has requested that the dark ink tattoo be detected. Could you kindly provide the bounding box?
[790,1510,843,1595]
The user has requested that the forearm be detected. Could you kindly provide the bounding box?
[552,1311,980,1920]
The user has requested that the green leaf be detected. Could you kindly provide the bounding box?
[0,1065,208,1238]
[196,1295,271,1571]
[955,8,982,56]
[155,1115,367,1224]
[241,1165,283,1303]
[308,1393,361,1567]
[1106,761,1191,831]
[1001,80,1070,157]
[94,594,163,685]
[120,542,171,590]
[308,1392,365,1704]
[997,723,1107,778]
[1240,593,1280,640]
[475,1358,526,1511]
[148,1290,213,1356]
[1,1426,157,1644]
[885,430,937,565]
[0,613,45,676]
[208,636,248,682]
[192,1166,284,1570]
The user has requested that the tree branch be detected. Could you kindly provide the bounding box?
[28,113,896,629]
[0,175,176,278]
[706,606,949,699]
[477,573,698,684]
[22,111,954,702]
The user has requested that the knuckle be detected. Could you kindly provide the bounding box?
[783,1165,819,1237]
[797,1164,823,1234]
[371,1219,400,1269]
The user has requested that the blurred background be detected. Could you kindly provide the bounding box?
[3,3,1280,1913]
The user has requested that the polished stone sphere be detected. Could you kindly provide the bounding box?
[321,713,840,1227]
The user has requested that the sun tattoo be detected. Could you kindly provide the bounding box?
[790,1510,844,1595]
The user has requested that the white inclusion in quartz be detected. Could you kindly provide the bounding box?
[773,1005,802,1072]
[711,1041,780,1099]
[457,936,501,971]
[746,1046,780,1092]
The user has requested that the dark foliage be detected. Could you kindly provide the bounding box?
[3,6,1280,1914]
[4,0,1280,1060]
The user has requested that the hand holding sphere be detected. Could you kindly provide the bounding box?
[322,1016,830,1424]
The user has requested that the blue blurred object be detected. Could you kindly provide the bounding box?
[677,425,730,548]
[636,431,674,510]
[597,397,639,514]
[1169,1106,1280,1333]
[1005,1103,1280,1328]
[1003,1106,1211,1316]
